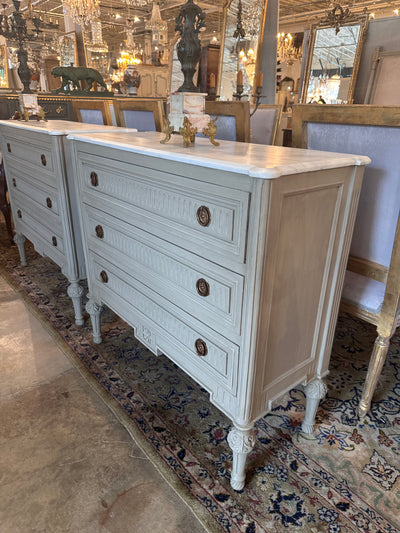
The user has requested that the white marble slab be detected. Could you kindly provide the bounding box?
[0,119,136,136]
[67,130,370,179]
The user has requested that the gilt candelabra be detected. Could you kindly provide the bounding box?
[0,0,41,93]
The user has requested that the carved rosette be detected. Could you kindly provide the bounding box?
[67,283,84,299]
[227,427,256,454]
[304,379,328,400]
[227,426,256,491]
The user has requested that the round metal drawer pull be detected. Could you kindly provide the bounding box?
[17,209,22,218]
[90,171,98,187]
[195,338,208,357]
[196,205,211,227]
[52,236,57,247]
[95,225,104,239]
[12,178,16,187]
[7,143,11,153]
[196,278,210,297]
[100,270,108,283]
[46,197,52,208]
[41,154,47,166]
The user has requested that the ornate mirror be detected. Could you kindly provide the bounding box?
[59,32,79,67]
[0,42,8,88]
[218,0,266,100]
[301,6,369,104]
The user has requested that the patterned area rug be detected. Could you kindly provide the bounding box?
[1,229,399,533]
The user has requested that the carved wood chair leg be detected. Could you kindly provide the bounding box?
[358,332,393,418]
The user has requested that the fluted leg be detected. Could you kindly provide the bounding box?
[86,298,103,344]
[14,233,27,266]
[67,280,84,326]
[359,334,391,418]
[301,378,327,434]
[227,426,256,491]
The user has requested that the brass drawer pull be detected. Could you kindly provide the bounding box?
[46,197,52,208]
[7,143,11,152]
[95,225,104,239]
[41,154,47,166]
[195,338,208,357]
[90,171,98,187]
[196,206,211,227]
[52,236,57,246]
[196,278,210,297]
[12,178,16,187]
[100,270,108,283]
[17,209,22,218]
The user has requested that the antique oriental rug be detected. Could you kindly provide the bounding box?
[1,228,399,533]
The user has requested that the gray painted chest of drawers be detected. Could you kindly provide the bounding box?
[70,132,369,489]
[0,120,133,324]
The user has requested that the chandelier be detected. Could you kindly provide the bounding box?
[86,19,108,53]
[62,0,100,26]
[277,32,302,65]
[145,2,167,32]
[242,0,264,38]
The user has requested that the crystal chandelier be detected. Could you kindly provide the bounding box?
[242,0,264,38]
[277,32,302,65]
[145,2,167,32]
[62,0,100,26]
[86,19,108,53]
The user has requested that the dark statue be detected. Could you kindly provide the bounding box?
[0,0,42,93]
[51,66,112,95]
[175,0,206,92]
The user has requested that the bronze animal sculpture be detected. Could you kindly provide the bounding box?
[51,66,109,94]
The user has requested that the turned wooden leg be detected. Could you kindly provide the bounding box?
[86,297,103,344]
[301,378,327,434]
[67,280,84,326]
[13,233,27,266]
[358,334,392,418]
[227,426,256,491]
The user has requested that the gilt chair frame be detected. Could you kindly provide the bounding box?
[292,103,400,416]
[113,98,165,132]
[71,98,113,126]
[205,100,251,143]
[250,104,282,145]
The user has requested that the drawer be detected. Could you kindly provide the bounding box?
[84,206,244,341]
[7,172,60,216]
[6,158,59,191]
[11,188,62,236]
[12,197,65,259]
[90,254,239,394]
[76,153,249,267]
[3,134,54,173]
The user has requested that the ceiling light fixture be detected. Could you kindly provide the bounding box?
[62,0,100,26]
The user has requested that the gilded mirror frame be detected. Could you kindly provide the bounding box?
[217,0,267,100]
[300,10,369,104]
[0,43,8,89]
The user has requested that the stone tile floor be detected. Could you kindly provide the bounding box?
[0,274,207,533]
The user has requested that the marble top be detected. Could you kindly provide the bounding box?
[67,130,371,179]
[0,120,136,136]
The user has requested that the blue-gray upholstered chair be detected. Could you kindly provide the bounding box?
[292,104,400,417]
